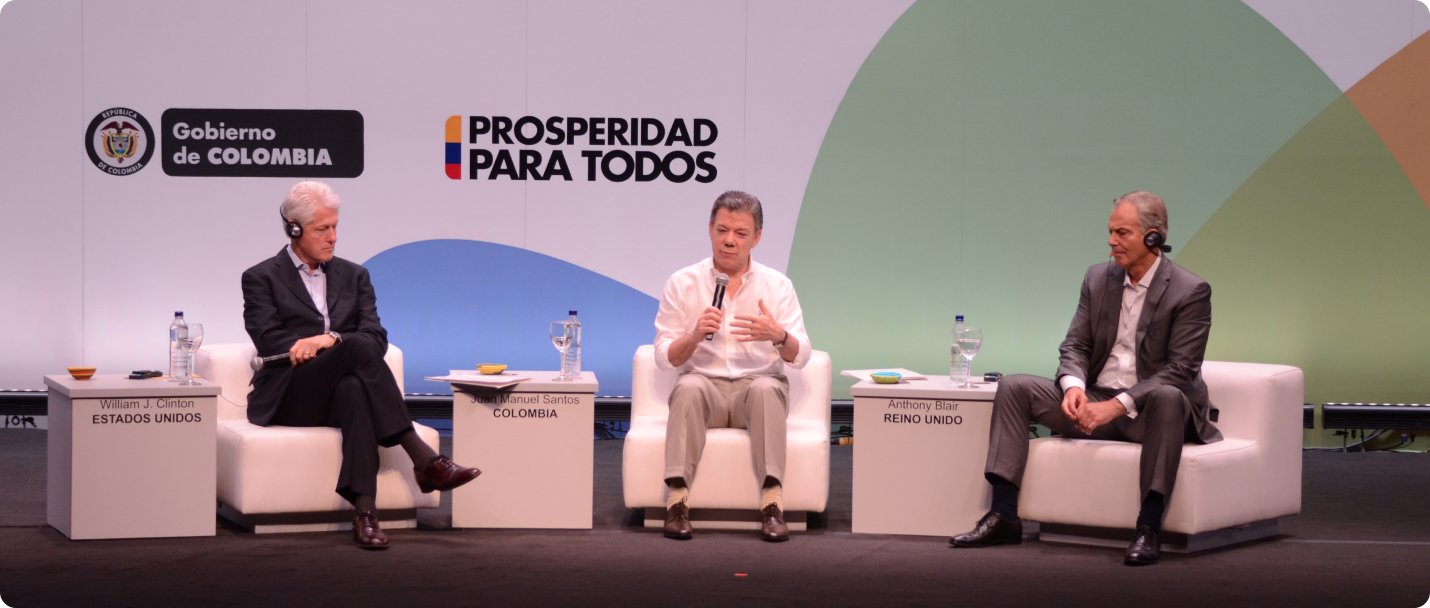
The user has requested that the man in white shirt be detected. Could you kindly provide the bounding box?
[950,191,1222,566]
[653,191,812,542]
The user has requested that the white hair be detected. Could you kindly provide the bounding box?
[279,181,341,226]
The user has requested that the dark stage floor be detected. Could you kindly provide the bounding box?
[1,429,1427,607]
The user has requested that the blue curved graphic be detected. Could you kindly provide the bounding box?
[365,239,657,397]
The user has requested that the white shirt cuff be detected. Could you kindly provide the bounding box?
[1059,376,1086,393]
[1115,392,1138,419]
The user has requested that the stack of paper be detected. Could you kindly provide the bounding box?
[425,370,531,390]
[839,368,929,383]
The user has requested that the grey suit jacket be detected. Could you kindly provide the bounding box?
[240,248,389,426]
[1055,257,1222,443]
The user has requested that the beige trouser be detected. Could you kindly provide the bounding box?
[664,373,789,487]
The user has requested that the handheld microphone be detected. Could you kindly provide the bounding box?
[250,353,292,371]
[705,273,729,341]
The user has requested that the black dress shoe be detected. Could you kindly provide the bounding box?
[352,510,389,550]
[760,504,790,542]
[949,510,1023,547]
[1124,524,1160,566]
[414,455,481,493]
[663,501,692,540]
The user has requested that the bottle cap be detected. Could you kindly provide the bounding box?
[569,310,578,316]
[175,311,184,316]
[955,315,964,322]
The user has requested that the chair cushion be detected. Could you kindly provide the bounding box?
[198,341,430,518]
[622,345,833,512]
[217,419,440,514]
[1017,361,1303,535]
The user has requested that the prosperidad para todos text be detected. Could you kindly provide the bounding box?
[460,115,718,183]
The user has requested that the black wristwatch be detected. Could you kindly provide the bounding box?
[327,331,342,345]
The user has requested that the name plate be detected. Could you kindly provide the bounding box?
[82,398,207,426]
[879,398,969,426]
[459,391,590,421]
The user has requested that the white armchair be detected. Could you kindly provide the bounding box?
[1018,361,1304,552]
[195,342,440,533]
[622,345,832,529]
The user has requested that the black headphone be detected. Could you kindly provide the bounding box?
[281,211,303,239]
[1143,229,1172,253]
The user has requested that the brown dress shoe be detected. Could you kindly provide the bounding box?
[949,510,1023,547]
[663,501,692,540]
[414,455,481,493]
[352,510,389,550]
[760,504,790,542]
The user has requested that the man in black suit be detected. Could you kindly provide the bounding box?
[950,191,1221,566]
[241,180,480,550]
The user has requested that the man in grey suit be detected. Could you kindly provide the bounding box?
[949,190,1221,566]
[242,181,481,549]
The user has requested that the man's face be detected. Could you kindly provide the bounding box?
[294,206,339,265]
[1106,203,1154,272]
[708,208,761,275]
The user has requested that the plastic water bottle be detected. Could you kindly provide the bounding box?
[561,310,582,381]
[950,314,967,384]
[169,311,188,381]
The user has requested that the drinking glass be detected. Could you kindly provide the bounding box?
[178,323,205,386]
[955,326,982,388]
[549,320,573,381]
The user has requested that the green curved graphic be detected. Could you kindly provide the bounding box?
[789,1,1348,398]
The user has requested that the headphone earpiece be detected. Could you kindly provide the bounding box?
[1143,229,1172,253]
[281,212,303,239]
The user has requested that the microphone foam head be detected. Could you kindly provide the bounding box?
[715,273,729,286]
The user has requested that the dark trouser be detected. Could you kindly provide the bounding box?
[268,339,414,504]
[985,374,1194,503]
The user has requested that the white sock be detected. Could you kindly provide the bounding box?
[666,485,690,509]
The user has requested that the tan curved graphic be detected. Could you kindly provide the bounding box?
[1345,30,1430,209]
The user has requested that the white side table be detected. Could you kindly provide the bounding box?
[447,371,598,529]
[45,374,219,539]
[850,376,996,536]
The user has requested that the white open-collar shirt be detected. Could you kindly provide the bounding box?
[1060,254,1163,418]
[286,244,330,333]
[653,257,812,378]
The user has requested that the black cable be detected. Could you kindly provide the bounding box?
[1304,428,1392,452]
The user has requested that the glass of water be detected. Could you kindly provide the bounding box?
[549,320,572,380]
[178,323,204,386]
[955,326,982,388]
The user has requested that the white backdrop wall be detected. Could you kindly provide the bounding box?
[12,1,1421,405]
[0,0,913,392]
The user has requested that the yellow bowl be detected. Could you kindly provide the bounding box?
[871,371,902,384]
[67,366,97,380]
[477,363,508,375]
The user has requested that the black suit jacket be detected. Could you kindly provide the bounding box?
[240,248,388,426]
[1055,257,1222,443]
